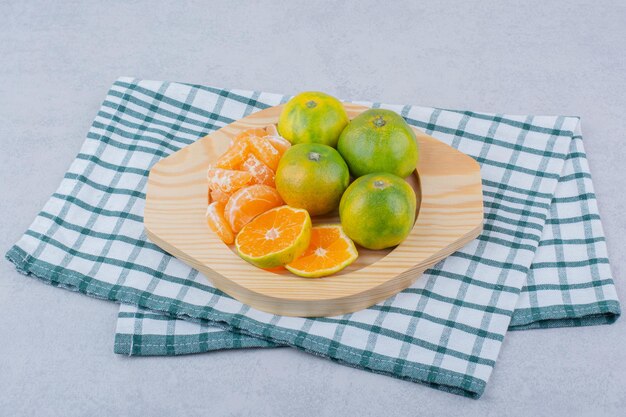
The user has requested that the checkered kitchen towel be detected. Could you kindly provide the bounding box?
[6,78,620,398]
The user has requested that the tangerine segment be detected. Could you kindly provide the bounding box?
[207,166,253,194]
[286,225,358,278]
[242,153,275,187]
[206,201,234,245]
[246,136,281,171]
[234,127,268,142]
[211,189,231,204]
[265,124,279,136]
[216,139,249,169]
[236,206,312,268]
[265,134,291,156]
[262,125,291,154]
[225,184,283,233]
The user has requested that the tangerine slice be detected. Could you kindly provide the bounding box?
[236,205,312,268]
[225,184,283,233]
[263,265,286,273]
[242,153,275,187]
[207,166,253,194]
[246,136,281,171]
[216,139,249,169]
[286,224,358,278]
[206,201,234,245]
[211,189,231,204]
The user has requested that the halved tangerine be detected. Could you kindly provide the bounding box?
[225,184,283,233]
[236,206,312,268]
[241,153,275,186]
[286,224,358,278]
[206,201,234,245]
[207,166,253,194]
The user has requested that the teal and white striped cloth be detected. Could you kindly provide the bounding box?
[6,78,620,398]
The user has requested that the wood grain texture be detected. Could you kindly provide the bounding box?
[144,104,484,317]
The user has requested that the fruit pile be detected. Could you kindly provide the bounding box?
[206,92,419,278]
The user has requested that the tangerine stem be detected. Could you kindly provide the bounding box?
[373,115,386,127]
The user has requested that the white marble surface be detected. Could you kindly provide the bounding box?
[1,1,625,415]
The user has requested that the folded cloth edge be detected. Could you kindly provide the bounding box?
[6,245,487,397]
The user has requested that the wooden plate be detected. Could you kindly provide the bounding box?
[144,104,483,317]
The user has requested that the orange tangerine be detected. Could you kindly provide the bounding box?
[225,184,283,233]
[207,166,253,194]
[339,173,416,250]
[286,225,358,278]
[278,92,348,147]
[206,201,235,245]
[275,143,349,216]
[241,153,275,187]
[236,206,312,268]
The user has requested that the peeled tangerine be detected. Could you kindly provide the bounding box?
[206,125,292,246]
[225,185,283,233]
[286,225,358,278]
[236,206,311,268]
[206,201,235,245]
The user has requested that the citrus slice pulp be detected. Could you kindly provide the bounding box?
[286,224,358,278]
[235,206,312,268]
